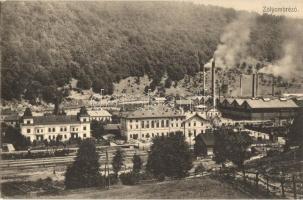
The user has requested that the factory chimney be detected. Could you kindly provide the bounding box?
[239,75,243,97]
[272,76,275,96]
[256,73,259,97]
[252,74,256,98]
[212,58,216,108]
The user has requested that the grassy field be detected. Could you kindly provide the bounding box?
[35,176,255,199]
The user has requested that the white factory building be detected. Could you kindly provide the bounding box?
[120,105,213,144]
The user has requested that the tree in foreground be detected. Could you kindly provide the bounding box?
[287,113,303,147]
[1,123,31,150]
[193,134,207,157]
[64,139,101,189]
[132,154,143,173]
[112,149,125,178]
[146,132,193,179]
[213,127,252,177]
[91,120,106,139]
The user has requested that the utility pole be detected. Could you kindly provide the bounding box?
[100,89,104,110]
[106,150,110,189]
[203,65,206,106]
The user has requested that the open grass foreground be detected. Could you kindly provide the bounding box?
[35,176,255,199]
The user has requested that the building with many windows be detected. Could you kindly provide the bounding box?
[20,107,90,142]
[120,106,212,143]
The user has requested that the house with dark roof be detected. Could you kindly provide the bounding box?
[20,107,90,142]
[0,109,20,127]
[195,133,215,156]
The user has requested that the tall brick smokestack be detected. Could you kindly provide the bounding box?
[240,75,243,96]
[212,59,216,108]
[272,76,275,96]
[256,73,259,97]
[252,74,256,98]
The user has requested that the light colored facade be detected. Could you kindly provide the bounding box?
[121,106,212,143]
[20,114,90,142]
[182,113,213,144]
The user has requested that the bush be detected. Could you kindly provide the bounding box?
[156,173,165,182]
[119,172,140,185]
[105,174,119,185]
[140,171,154,181]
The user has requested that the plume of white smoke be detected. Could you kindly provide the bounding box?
[204,13,256,69]
[260,24,303,80]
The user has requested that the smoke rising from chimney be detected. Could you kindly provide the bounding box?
[204,13,256,69]
[260,24,303,79]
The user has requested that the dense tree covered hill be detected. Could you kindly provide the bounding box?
[1,1,299,103]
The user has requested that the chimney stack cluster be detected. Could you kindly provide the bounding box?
[252,73,259,98]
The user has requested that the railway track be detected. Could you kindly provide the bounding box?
[0,151,148,169]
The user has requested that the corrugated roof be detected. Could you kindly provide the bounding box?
[122,105,184,119]
[28,115,82,125]
[234,99,245,106]
[245,99,299,109]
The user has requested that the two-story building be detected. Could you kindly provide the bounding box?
[120,106,213,144]
[20,107,90,142]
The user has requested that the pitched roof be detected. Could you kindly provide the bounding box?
[233,99,245,106]
[245,99,299,109]
[200,133,215,146]
[28,115,81,125]
[122,105,184,119]
[3,114,20,121]
[184,112,208,122]
[88,110,112,117]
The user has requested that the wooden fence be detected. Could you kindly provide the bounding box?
[217,169,303,199]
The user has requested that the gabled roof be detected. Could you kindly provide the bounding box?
[197,133,215,146]
[88,110,112,117]
[183,112,208,122]
[233,99,245,106]
[245,99,299,109]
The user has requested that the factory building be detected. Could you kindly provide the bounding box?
[218,98,300,123]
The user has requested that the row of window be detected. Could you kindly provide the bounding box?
[129,118,183,123]
[129,131,198,139]
[27,126,87,134]
[128,119,203,130]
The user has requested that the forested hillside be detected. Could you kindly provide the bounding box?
[1,1,301,103]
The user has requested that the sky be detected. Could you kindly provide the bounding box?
[192,0,303,19]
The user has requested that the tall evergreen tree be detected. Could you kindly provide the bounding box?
[146,132,193,178]
[64,139,101,189]
[112,149,124,178]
